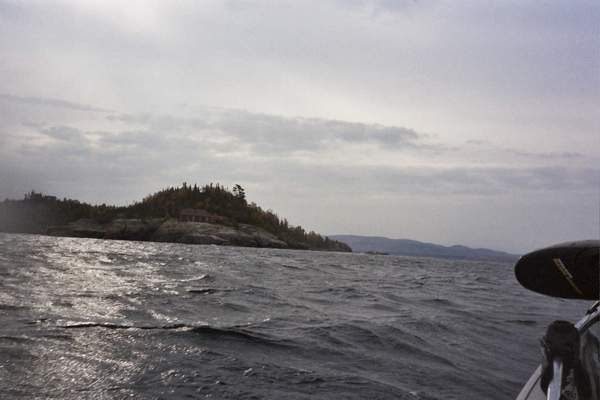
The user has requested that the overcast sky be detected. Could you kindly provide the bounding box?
[1,0,598,253]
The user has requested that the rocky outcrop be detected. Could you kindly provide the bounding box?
[47,218,287,249]
[48,218,163,240]
[151,219,287,248]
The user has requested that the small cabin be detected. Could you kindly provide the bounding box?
[179,208,224,224]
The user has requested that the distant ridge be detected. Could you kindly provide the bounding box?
[330,235,519,263]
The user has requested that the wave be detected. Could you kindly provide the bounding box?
[56,321,291,347]
[178,274,212,282]
[59,321,190,330]
[295,322,456,368]
[0,335,36,344]
[0,303,28,311]
[187,287,219,294]
[505,319,538,326]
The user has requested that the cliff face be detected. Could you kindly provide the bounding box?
[47,218,289,249]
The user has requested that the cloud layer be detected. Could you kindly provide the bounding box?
[1,1,598,252]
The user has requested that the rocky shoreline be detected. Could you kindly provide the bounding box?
[46,218,291,249]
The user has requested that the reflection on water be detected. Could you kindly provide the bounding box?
[0,233,589,399]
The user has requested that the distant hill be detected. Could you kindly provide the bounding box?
[330,235,519,263]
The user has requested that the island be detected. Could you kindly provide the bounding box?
[0,183,351,252]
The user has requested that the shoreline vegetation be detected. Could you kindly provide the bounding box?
[0,183,351,252]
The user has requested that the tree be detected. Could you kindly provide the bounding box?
[232,184,246,202]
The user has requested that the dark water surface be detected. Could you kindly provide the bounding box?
[0,233,589,399]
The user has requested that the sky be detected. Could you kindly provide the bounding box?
[0,0,598,253]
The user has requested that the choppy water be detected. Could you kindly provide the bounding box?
[0,233,590,399]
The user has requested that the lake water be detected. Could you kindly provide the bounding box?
[0,233,589,399]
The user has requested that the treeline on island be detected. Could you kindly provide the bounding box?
[0,183,351,252]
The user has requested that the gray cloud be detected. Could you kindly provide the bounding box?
[2,102,596,205]
[5,117,596,202]
[256,162,600,196]
[505,149,584,160]
[338,0,437,17]
[462,140,589,163]
[0,94,112,113]
[40,126,87,141]
[106,110,441,155]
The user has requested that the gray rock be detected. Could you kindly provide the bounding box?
[48,217,289,249]
[151,219,288,248]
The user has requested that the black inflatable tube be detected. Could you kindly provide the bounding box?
[514,240,599,300]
